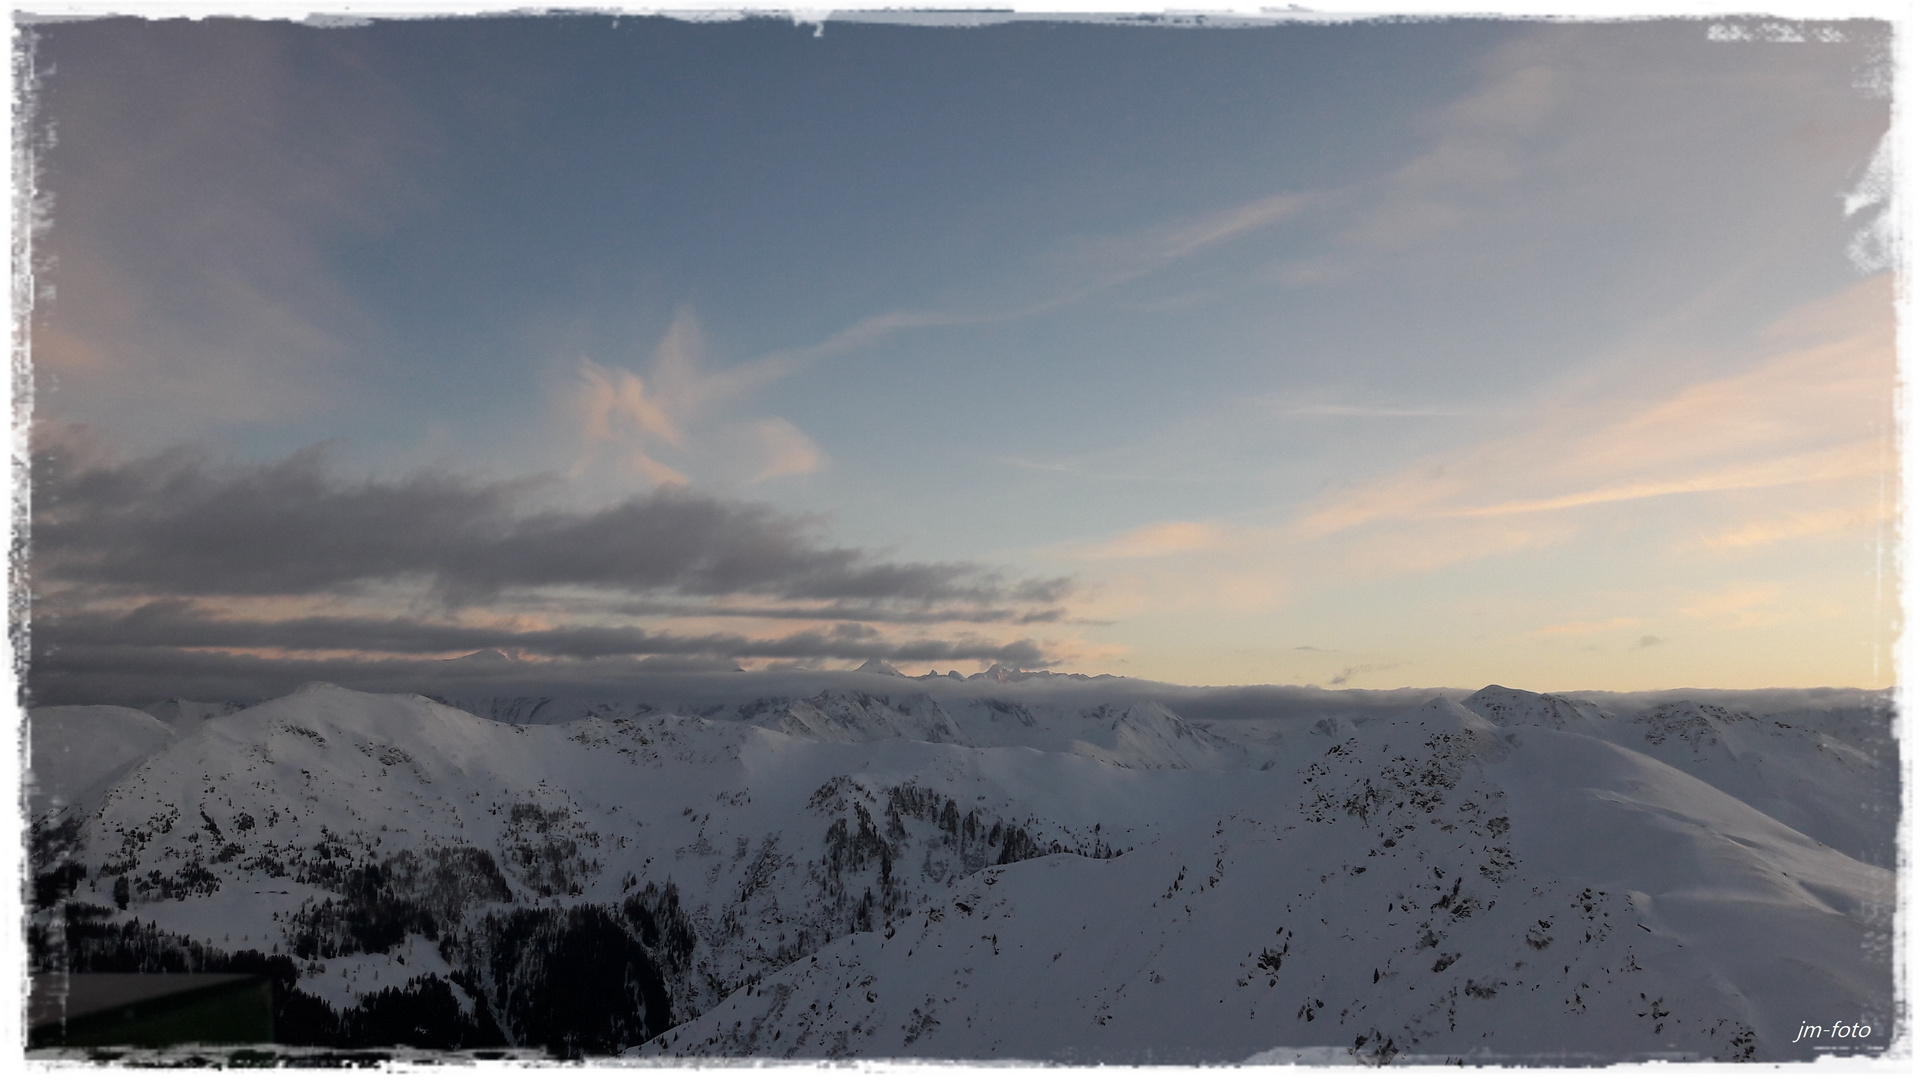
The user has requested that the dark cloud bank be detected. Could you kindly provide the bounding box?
[46,601,1050,664]
[33,437,1069,605]
[26,434,1068,704]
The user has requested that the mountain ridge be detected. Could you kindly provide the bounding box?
[26,676,1897,1061]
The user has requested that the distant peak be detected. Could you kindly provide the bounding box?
[961,664,1098,684]
[856,658,904,677]
[290,681,348,694]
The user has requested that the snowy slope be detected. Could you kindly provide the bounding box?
[139,698,246,735]
[435,685,1246,770]
[1462,686,1899,867]
[29,705,177,817]
[740,691,973,746]
[31,677,1898,1062]
[42,684,1203,1051]
[637,698,1892,1063]
[1063,701,1245,770]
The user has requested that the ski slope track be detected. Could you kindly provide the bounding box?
[26,675,1898,1063]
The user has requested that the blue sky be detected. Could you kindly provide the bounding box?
[27,14,1896,695]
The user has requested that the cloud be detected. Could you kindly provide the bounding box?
[38,599,1051,666]
[1051,522,1293,618]
[639,306,800,419]
[1321,517,1573,578]
[603,598,1066,626]
[30,430,1076,703]
[1327,662,1401,688]
[30,615,1057,709]
[1276,57,1561,282]
[573,357,688,485]
[31,429,1070,611]
[1045,190,1318,302]
[1042,277,1891,609]
[1528,616,1641,639]
[29,21,433,438]
[748,418,827,482]
[1677,582,1791,629]
[1272,403,1472,419]
[732,187,1319,383]
[576,358,683,447]
[1687,507,1882,554]
[1272,276,1892,586]
[768,309,976,368]
[25,642,1469,713]
[1276,25,1885,295]
[1295,276,1893,552]
[1432,443,1880,521]
[1075,521,1228,560]
[568,307,819,486]
[1152,192,1316,261]
[1044,514,1292,620]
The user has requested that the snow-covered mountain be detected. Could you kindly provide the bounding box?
[1460,685,1899,868]
[26,675,1897,1062]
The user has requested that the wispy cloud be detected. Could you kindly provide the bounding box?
[740,186,1321,382]
[1149,192,1317,262]
[1528,616,1641,639]
[746,418,828,483]
[577,357,682,448]
[1687,507,1882,554]
[997,457,1165,483]
[1328,661,1401,688]
[1296,276,1893,554]
[1677,582,1791,629]
[31,22,432,439]
[573,357,688,485]
[766,309,977,368]
[1276,55,1561,284]
[1042,190,1319,302]
[1322,517,1573,577]
[567,308,822,486]
[1272,403,1474,419]
[1275,25,1884,300]
[1431,443,1880,521]
[1074,521,1229,560]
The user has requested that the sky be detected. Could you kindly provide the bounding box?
[20,12,1899,700]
